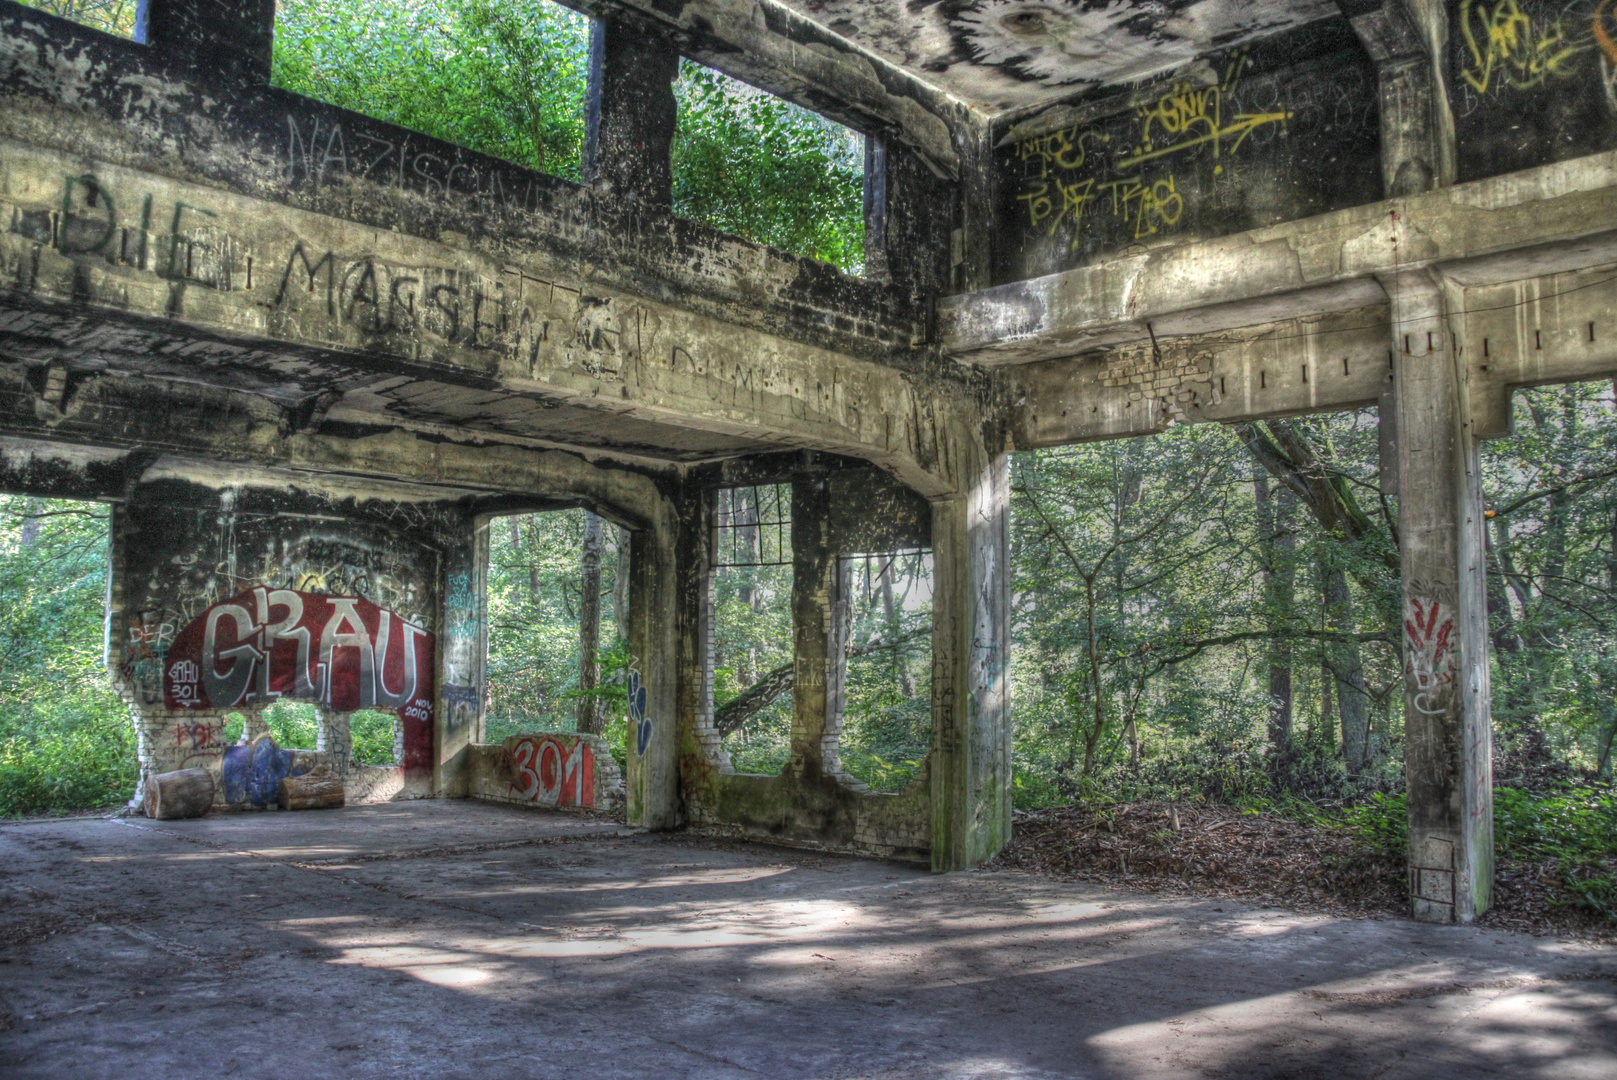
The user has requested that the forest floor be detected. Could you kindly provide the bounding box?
[987,801,1617,944]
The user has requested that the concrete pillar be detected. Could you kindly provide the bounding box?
[626,519,679,828]
[136,0,275,86]
[1338,0,1457,196]
[436,522,486,797]
[930,444,1011,871]
[1384,267,1494,922]
[789,473,836,778]
[584,18,679,216]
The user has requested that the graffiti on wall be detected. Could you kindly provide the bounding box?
[1456,0,1617,100]
[160,587,435,719]
[996,22,1380,277]
[628,667,651,757]
[506,734,595,808]
[1404,587,1458,718]
[222,733,305,808]
[1451,0,1617,178]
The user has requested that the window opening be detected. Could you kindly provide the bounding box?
[484,510,629,772]
[833,549,933,791]
[673,62,865,272]
[0,495,129,816]
[713,484,790,568]
[1009,410,1406,809]
[710,485,795,774]
[15,0,138,39]
[272,0,591,179]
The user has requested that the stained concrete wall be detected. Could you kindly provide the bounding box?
[991,16,1385,285]
[107,465,457,805]
[467,732,625,813]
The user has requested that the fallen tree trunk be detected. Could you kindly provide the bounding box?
[277,774,345,811]
[144,768,214,820]
[714,630,927,737]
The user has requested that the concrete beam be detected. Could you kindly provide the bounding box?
[944,150,1617,368]
[557,0,964,179]
[0,137,964,495]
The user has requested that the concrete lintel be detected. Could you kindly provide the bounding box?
[558,0,964,178]
[944,149,1617,367]
[0,138,960,495]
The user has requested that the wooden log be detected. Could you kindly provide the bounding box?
[144,768,214,820]
[277,774,345,811]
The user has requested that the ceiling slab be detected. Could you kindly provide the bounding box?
[775,0,1339,114]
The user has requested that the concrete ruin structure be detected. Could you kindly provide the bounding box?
[2,0,1615,925]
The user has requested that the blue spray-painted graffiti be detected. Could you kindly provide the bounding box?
[628,670,651,756]
[222,734,306,807]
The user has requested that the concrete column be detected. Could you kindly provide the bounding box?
[1384,267,1494,923]
[627,519,679,828]
[435,523,486,797]
[789,474,835,778]
[137,0,276,86]
[584,18,679,216]
[930,443,1011,871]
[879,139,959,333]
[1338,0,1457,196]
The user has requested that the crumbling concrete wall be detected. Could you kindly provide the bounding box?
[674,455,942,864]
[467,732,624,814]
[107,464,461,807]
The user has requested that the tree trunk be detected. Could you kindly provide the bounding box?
[278,774,345,811]
[877,559,914,698]
[611,525,630,637]
[1254,472,1297,753]
[19,498,39,547]
[144,768,214,820]
[1325,566,1372,776]
[578,511,603,734]
[517,517,539,602]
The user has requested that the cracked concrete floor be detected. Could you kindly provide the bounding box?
[0,800,1612,1079]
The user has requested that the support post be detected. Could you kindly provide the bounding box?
[930,444,1011,871]
[137,0,276,86]
[1384,266,1494,922]
[584,17,679,216]
[789,473,835,778]
[1338,0,1457,196]
[627,519,680,828]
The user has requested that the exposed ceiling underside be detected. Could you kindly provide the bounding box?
[775,0,1339,114]
[0,302,785,471]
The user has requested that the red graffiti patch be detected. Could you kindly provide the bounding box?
[163,588,435,726]
[507,734,594,808]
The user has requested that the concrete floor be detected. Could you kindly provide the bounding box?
[0,801,1612,1079]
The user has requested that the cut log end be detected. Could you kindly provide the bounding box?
[144,768,215,821]
[278,774,345,811]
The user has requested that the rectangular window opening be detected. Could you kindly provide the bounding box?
[272,0,591,180]
[0,494,131,816]
[709,485,795,776]
[674,61,866,274]
[483,510,628,772]
[15,0,139,39]
[832,548,933,791]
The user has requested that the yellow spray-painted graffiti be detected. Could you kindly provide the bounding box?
[1012,53,1286,249]
[1459,0,1592,93]
[1122,83,1291,170]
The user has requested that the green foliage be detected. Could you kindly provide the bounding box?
[14,0,136,38]
[673,64,865,270]
[350,709,399,766]
[263,699,320,750]
[273,0,591,179]
[0,497,132,816]
[271,3,864,268]
[484,511,628,764]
